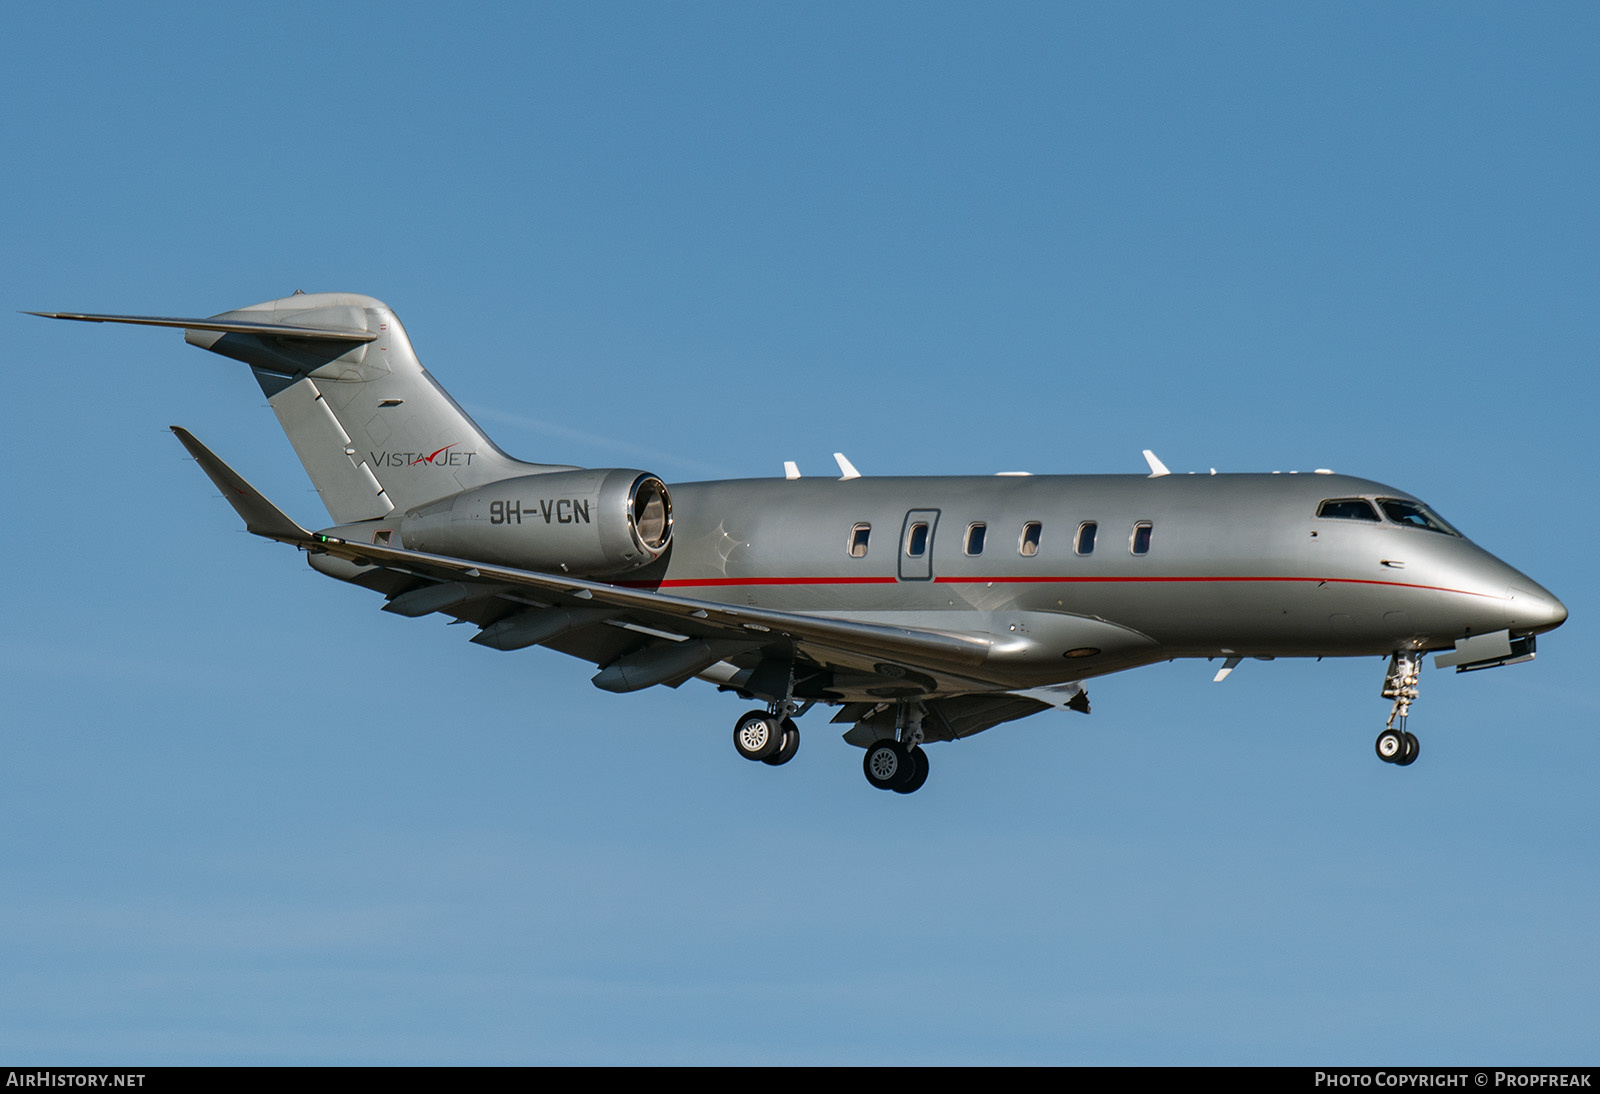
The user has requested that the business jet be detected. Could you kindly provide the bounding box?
[33,293,1568,794]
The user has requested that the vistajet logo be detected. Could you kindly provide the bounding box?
[370,443,478,468]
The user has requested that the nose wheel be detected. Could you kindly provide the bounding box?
[1376,652,1422,767]
[1375,728,1419,766]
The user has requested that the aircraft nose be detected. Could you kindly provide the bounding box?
[1508,582,1568,634]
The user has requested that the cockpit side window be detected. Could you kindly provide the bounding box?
[1377,498,1460,536]
[1317,498,1381,522]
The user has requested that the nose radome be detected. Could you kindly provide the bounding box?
[1508,584,1568,633]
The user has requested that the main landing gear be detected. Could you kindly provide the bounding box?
[862,702,930,794]
[729,695,932,794]
[732,707,800,766]
[1375,651,1421,767]
[863,738,929,794]
[731,661,808,767]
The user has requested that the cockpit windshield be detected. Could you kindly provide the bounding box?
[1377,498,1460,536]
[1317,498,1381,522]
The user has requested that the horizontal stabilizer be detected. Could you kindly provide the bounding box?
[27,311,376,343]
[170,426,312,543]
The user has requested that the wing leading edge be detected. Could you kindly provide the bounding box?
[170,427,312,543]
[170,429,1040,701]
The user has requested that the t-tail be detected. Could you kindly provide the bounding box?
[34,292,572,522]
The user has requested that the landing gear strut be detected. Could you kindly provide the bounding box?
[1375,651,1422,767]
[732,662,810,768]
[863,702,930,794]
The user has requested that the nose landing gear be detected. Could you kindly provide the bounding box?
[1375,727,1419,765]
[1376,652,1422,767]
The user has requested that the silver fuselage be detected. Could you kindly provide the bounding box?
[634,471,1563,688]
[35,294,1566,715]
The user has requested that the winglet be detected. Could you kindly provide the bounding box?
[1142,449,1171,477]
[170,426,313,543]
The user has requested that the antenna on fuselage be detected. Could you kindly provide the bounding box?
[1142,450,1171,477]
[833,452,861,480]
[783,461,801,480]
[1213,656,1242,682]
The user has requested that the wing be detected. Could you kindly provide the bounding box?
[171,428,1056,709]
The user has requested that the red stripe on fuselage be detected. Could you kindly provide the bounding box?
[624,574,1504,599]
[934,574,1505,598]
[620,575,898,588]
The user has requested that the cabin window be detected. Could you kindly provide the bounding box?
[1130,521,1153,556]
[905,522,929,557]
[848,523,871,557]
[1019,521,1042,557]
[1377,498,1460,536]
[965,522,987,555]
[1075,521,1097,555]
[1317,498,1380,522]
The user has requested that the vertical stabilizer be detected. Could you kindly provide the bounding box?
[180,293,573,522]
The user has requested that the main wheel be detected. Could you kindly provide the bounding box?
[892,746,929,794]
[863,739,911,790]
[734,710,783,761]
[1375,728,1405,763]
[1395,732,1420,767]
[763,719,801,766]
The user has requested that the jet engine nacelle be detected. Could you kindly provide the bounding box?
[398,469,672,576]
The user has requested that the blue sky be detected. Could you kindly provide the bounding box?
[2,2,1596,1064]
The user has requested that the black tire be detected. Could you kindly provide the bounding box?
[863,739,909,790]
[892,746,929,794]
[763,719,801,766]
[733,710,782,761]
[1396,732,1420,767]
[1375,728,1405,763]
